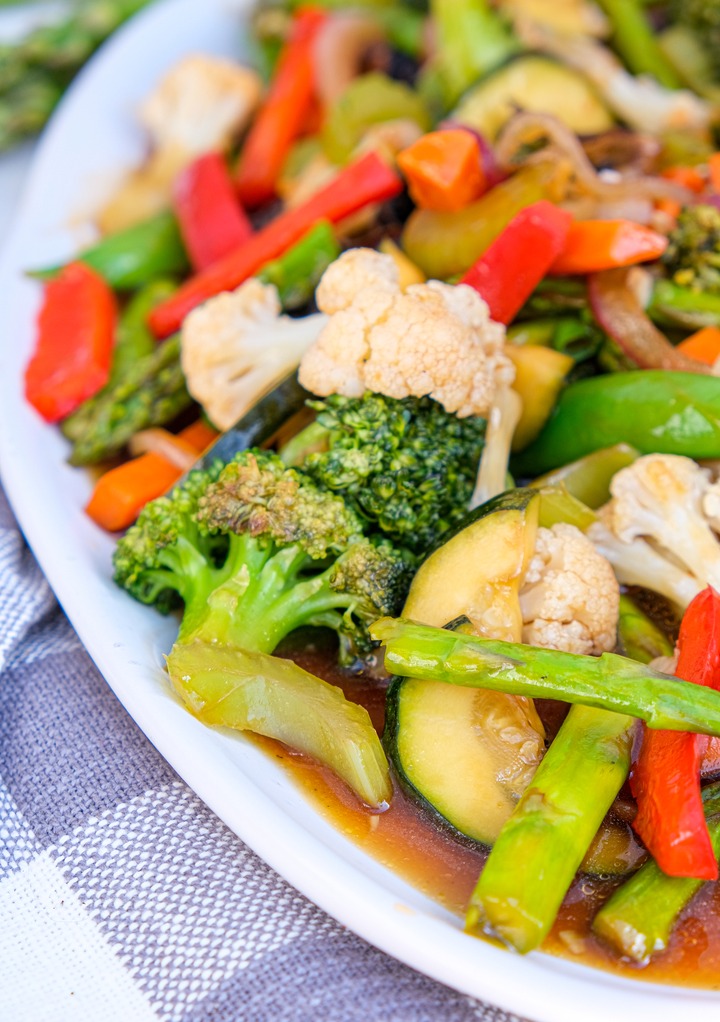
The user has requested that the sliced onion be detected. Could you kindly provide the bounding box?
[582,130,661,176]
[129,428,200,469]
[314,14,385,109]
[496,112,693,205]
[588,267,711,373]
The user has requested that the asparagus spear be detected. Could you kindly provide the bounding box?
[370,618,720,734]
[593,784,720,963]
[466,704,636,953]
[0,0,153,149]
[62,333,191,465]
[464,603,673,953]
[617,594,675,665]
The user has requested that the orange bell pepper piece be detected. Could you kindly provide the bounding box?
[397,129,486,213]
[676,326,720,366]
[85,421,219,532]
[550,220,668,276]
[235,7,327,208]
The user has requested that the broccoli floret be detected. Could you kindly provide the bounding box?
[282,393,486,555]
[113,449,412,657]
[662,204,720,294]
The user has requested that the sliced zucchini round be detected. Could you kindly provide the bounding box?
[452,54,614,142]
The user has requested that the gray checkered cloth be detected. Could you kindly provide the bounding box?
[0,482,527,1022]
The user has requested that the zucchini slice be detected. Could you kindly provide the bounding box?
[452,54,613,141]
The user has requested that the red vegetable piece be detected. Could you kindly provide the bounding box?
[551,219,668,276]
[173,152,253,271]
[631,586,720,880]
[24,262,117,423]
[150,151,402,338]
[235,6,327,208]
[460,201,572,324]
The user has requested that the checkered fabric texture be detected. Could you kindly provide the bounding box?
[0,483,529,1022]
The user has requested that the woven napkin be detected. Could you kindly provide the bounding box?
[0,482,528,1022]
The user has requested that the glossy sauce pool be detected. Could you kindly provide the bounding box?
[257,637,720,989]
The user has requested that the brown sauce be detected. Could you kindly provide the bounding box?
[259,635,720,989]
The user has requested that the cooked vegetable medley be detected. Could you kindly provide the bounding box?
[24,0,720,981]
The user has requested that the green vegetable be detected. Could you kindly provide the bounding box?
[321,72,431,164]
[428,0,519,108]
[513,371,720,475]
[402,161,560,280]
[62,333,191,465]
[658,24,720,101]
[649,278,720,331]
[465,588,670,953]
[595,0,682,88]
[593,783,720,962]
[281,393,487,555]
[617,594,674,665]
[662,204,720,295]
[451,54,613,142]
[113,449,412,655]
[668,0,720,79]
[508,316,603,365]
[110,278,176,383]
[257,220,340,310]
[30,211,190,291]
[466,704,636,953]
[167,639,392,807]
[531,444,639,510]
[370,617,720,735]
[0,0,153,150]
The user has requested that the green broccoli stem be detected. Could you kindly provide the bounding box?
[178,537,372,655]
[595,0,682,88]
[166,638,392,807]
[466,704,636,953]
[592,783,720,962]
[465,600,673,954]
[430,0,518,107]
[370,617,720,735]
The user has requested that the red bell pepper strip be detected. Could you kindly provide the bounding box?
[631,586,720,880]
[235,7,327,208]
[173,152,253,271]
[150,151,402,338]
[24,262,117,422]
[460,201,572,325]
[550,219,668,276]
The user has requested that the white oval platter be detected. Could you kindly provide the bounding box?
[1,2,718,1018]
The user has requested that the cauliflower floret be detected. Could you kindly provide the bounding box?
[608,454,720,591]
[99,55,261,234]
[299,249,513,418]
[519,522,620,655]
[140,54,262,157]
[181,280,326,431]
[586,454,720,611]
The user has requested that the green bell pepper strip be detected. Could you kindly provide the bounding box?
[30,211,190,291]
[512,371,720,476]
[370,617,720,736]
[592,783,720,963]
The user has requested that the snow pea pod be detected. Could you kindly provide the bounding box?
[513,371,720,476]
[30,211,189,291]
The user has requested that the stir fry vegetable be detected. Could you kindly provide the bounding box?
[22,0,720,983]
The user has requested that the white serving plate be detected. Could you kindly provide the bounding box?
[1,3,719,1018]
